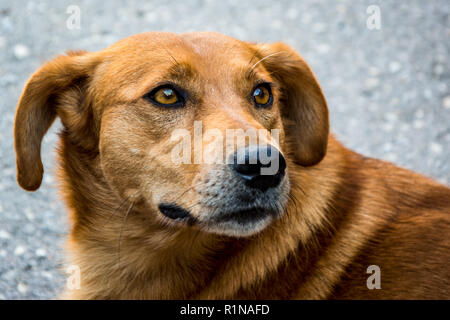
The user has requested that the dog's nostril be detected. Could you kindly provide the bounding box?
[233,162,261,179]
[232,145,286,191]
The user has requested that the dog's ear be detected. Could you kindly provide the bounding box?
[14,51,98,191]
[253,42,329,166]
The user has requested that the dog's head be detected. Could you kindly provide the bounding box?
[14,32,328,237]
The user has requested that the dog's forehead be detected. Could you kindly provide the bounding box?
[105,32,253,69]
[181,32,250,56]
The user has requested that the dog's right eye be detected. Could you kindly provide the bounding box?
[145,85,185,108]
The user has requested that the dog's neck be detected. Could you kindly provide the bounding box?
[59,134,363,299]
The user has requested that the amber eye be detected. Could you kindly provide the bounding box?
[146,85,185,107]
[252,85,272,107]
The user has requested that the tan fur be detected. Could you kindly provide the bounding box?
[14,32,450,299]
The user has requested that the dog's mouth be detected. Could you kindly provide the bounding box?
[158,203,192,220]
[158,202,279,236]
[158,203,198,225]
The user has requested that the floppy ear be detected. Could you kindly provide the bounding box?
[253,42,329,166]
[14,51,98,191]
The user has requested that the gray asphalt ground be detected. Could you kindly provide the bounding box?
[0,0,449,299]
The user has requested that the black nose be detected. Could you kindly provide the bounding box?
[232,145,286,191]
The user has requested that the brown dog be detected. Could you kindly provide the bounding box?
[14,32,450,299]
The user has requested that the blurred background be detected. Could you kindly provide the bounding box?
[0,0,449,299]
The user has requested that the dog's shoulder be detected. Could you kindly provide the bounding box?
[330,152,450,299]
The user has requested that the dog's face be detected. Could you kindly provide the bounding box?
[14,32,329,237]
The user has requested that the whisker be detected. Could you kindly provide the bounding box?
[299,186,306,197]
[288,193,298,213]
[117,201,134,266]
[188,225,203,253]
[185,202,202,211]
[163,47,180,66]
[169,182,204,204]
[250,51,283,70]
[103,195,132,226]
[247,49,259,67]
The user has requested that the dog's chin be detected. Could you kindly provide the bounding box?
[203,210,277,237]
[158,203,281,237]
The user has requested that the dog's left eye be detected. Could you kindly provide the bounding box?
[145,86,184,107]
[252,84,273,107]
